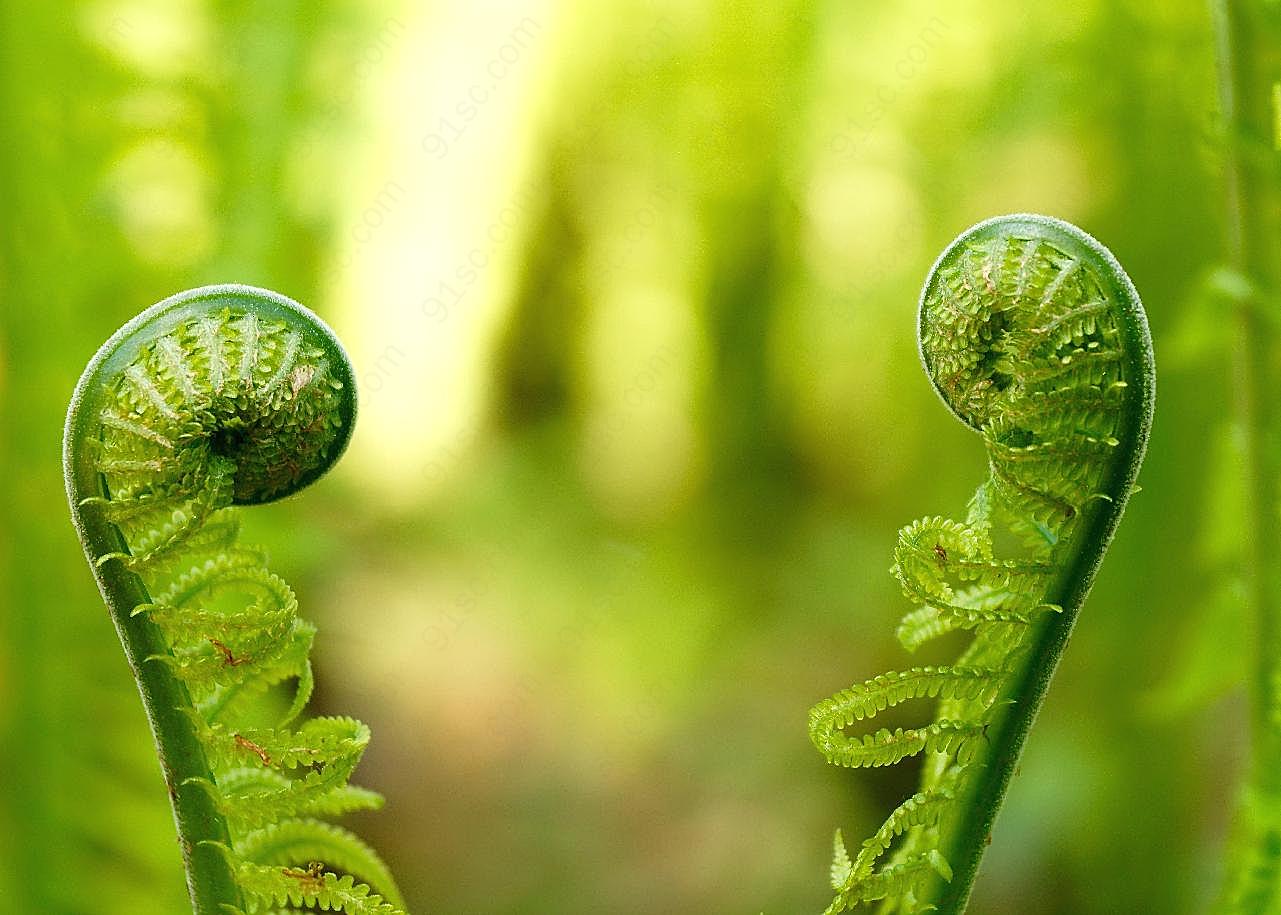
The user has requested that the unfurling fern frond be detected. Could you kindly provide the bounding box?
[810,215,1154,914]
[64,285,407,914]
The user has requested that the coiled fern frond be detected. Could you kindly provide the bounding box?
[810,215,1155,914]
[64,285,407,914]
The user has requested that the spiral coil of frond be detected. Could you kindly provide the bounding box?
[810,216,1153,914]
[66,286,405,915]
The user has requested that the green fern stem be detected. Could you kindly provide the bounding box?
[63,285,402,914]
[810,215,1154,914]
[66,490,242,913]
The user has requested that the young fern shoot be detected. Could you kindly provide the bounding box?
[810,215,1154,913]
[64,285,407,915]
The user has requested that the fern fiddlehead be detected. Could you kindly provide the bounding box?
[64,284,407,915]
[810,215,1155,913]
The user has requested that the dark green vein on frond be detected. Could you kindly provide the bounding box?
[64,284,407,915]
[809,215,1154,914]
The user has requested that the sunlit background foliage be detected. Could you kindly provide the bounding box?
[0,2,1242,912]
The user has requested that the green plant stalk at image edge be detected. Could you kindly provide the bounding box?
[810,215,1154,914]
[1214,2,1281,911]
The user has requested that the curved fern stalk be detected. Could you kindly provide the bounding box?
[810,215,1155,914]
[64,285,408,915]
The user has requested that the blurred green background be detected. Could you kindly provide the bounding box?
[0,2,1249,913]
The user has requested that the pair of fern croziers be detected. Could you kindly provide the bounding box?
[64,216,1153,915]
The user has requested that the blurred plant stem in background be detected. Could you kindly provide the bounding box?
[1213,0,1281,909]
[0,5,191,911]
